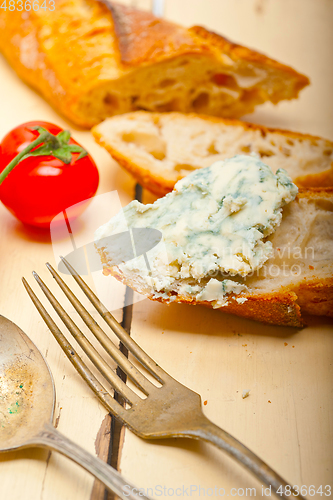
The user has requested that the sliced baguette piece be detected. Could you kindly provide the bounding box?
[97,188,333,327]
[0,1,308,127]
[92,112,333,195]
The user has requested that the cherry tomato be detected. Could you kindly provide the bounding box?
[0,121,99,228]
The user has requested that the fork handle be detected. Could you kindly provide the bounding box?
[30,422,151,500]
[183,415,306,500]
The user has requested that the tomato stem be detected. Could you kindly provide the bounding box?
[0,127,88,186]
[0,131,49,186]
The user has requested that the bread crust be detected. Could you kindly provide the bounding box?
[106,2,210,66]
[92,112,333,195]
[0,1,309,127]
[100,259,333,328]
[101,262,305,327]
[96,189,333,327]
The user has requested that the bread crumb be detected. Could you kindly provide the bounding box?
[236,297,247,304]
[242,389,250,399]
[309,265,314,270]
[242,344,247,347]
[204,400,208,406]
[268,400,271,403]
[292,345,295,348]
[284,342,288,346]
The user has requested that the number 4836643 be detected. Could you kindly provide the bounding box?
[276,485,331,497]
[0,0,55,11]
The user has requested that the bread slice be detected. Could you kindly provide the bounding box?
[0,1,308,127]
[96,187,333,328]
[92,112,333,195]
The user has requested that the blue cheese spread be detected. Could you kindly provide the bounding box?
[95,155,298,305]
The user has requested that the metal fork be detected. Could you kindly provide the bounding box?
[23,260,305,500]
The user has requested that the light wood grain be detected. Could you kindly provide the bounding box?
[0,30,135,499]
[118,1,333,499]
[0,1,332,500]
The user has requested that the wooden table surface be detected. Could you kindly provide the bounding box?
[0,1,332,499]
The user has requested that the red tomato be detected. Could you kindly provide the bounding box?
[0,121,99,228]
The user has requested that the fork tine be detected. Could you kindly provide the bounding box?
[22,278,129,420]
[45,262,155,396]
[30,271,140,406]
[60,256,167,383]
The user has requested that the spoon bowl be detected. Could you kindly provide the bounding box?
[0,315,150,500]
[0,315,54,451]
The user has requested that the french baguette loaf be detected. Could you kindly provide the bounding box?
[97,187,333,328]
[0,1,309,127]
[92,112,333,195]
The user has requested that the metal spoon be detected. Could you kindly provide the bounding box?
[0,314,150,500]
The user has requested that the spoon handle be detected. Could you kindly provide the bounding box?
[30,422,151,500]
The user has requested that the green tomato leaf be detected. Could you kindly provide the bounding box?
[30,126,49,135]
[25,128,88,163]
[0,126,90,186]
[57,130,71,144]
[67,144,85,153]
[51,147,73,164]
[23,143,55,156]
[77,150,88,161]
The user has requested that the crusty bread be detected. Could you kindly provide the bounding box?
[0,1,308,127]
[97,189,333,327]
[92,112,333,195]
